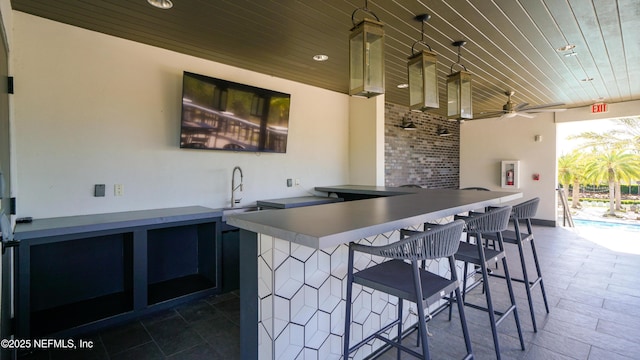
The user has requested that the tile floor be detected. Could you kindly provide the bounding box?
[19,292,241,360]
[377,224,640,360]
[18,224,640,359]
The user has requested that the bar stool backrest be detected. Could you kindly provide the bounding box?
[511,197,540,220]
[350,220,465,261]
[465,205,512,233]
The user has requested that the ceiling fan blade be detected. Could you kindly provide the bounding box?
[473,111,506,119]
[515,112,535,118]
[514,103,529,111]
[522,108,567,113]
[499,112,519,120]
[499,112,525,120]
[520,102,565,111]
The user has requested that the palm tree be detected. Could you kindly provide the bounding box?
[558,154,572,200]
[571,154,589,208]
[558,151,586,208]
[615,117,640,154]
[584,150,640,216]
[568,118,640,211]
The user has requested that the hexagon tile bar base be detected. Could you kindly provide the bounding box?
[250,227,466,359]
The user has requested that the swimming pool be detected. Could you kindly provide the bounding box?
[572,218,640,254]
[573,218,640,233]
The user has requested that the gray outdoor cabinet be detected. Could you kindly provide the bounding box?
[13,206,222,338]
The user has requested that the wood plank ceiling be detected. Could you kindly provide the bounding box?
[11,0,640,118]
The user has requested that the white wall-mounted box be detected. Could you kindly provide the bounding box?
[501,160,520,189]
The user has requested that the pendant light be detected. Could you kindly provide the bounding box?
[349,0,385,98]
[408,14,439,112]
[447,41,473,121]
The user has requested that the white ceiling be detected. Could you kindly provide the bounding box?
[11,0,640,118]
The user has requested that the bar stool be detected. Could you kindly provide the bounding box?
[343,220,473,360]
[483,198,550,332]
[450,206,525,359]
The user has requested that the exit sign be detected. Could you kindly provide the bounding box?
[591,103,608,113]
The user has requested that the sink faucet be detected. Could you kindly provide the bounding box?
[231,166,243,207]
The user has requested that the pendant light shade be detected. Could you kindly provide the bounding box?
[349,4,385,98]
[447,70,472,120]
[408,49,439,111]
[447,41,473,121]
[407,14,439,112]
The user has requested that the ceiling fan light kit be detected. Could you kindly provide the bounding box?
[147,0,173,9]
[349,0,385,98]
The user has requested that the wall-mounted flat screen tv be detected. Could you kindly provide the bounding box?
[180,71,290,153]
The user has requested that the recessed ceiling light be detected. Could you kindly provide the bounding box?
[581,77,594,82]
[396,83,409,89]
[312,54,329,62]
[147,0,173,9]
[557,44,576,52]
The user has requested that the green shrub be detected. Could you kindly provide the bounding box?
[564,185,639,194]
[621,185,640,194]
[569,197,640,205]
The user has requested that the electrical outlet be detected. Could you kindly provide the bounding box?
[295,179,300,186]
[114,184,124,196]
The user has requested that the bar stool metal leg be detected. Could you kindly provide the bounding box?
[397,300,403,360]
[530,237,550,314]
[500,248,525,351]
[476,231,525,358]
[344,221,473,360]
[514,219,538,332]
[486,199,550,333]
[412,262,431,360]
[478,251,502,357]
[343,246,355,359]
[451,206,525,359]
[450,256,474,359]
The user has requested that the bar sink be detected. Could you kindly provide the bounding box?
[221,205,260,222]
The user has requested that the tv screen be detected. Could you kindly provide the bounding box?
[180,71,290,153]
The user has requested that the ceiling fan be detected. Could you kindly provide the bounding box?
[476,90,566,120]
